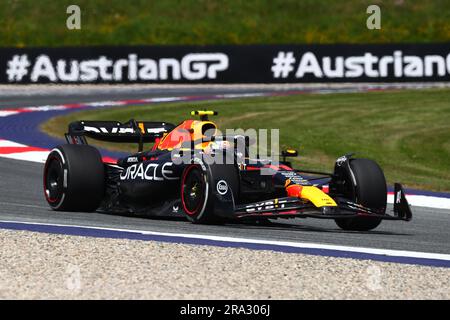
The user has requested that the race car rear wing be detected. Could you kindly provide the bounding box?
[65,120,176,151]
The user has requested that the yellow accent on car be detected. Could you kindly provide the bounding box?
[191,110,217,116]
[138,122,145,134]
[300,186,337,207]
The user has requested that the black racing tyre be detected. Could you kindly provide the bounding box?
[334,158,387,231]
[180,162,239,224]
[43,144,105,212]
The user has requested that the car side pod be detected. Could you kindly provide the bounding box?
[393,183,413,221]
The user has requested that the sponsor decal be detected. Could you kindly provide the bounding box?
[127,156,138,163]
[272,50,450,79]
[216,180,228,195]
[3,44,449,84]
[278,171,310,185]
[120,162,178,181]
[82,125,167,135]
[5,53,228,83]
[245,199,287,213]
[396,190,402,204]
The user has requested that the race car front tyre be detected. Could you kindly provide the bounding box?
[43,144,105,212]
[334,158,387,231]
[180,162,239,224]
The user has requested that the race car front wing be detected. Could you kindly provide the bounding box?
[233,183,412,221]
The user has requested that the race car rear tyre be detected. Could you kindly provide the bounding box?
[43,144,105,212]
[334,158,387,231]
[180,162,239,224]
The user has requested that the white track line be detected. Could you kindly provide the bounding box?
[0,219,449,262]
[388,194,450,210]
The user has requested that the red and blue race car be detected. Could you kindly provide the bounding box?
[43,111,412,231]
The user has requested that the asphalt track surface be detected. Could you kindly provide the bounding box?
[0,87,449,257]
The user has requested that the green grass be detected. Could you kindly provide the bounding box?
[41,88,450,192]
[1,0,449,47]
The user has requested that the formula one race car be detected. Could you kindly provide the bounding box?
[43,111,412,231]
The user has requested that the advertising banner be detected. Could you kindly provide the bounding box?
[1,44,450,84]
